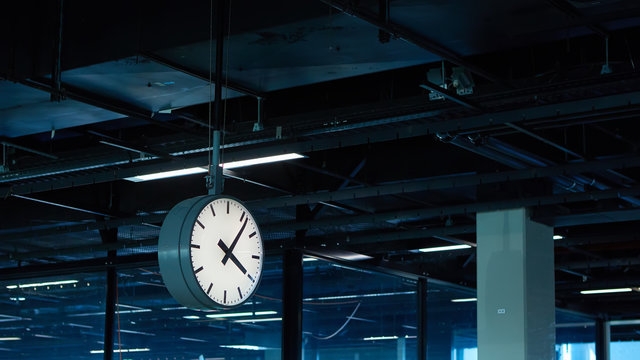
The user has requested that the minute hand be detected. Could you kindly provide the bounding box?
[222,217,248,265]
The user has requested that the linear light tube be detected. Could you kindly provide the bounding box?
[206,312,253,319]
[553,235,565,240]
[418,244,471,253]
[124,153,305,182]
[6,279,78,289]
[580,288,633,295]
[363,336,398,341]
[222,153,305,169]
[125,167,207,182]
[0,338,20,341]
[90,348,150,354]
[220,345,268,351]
[182,315,200,320]
[234,317,282,323]
[304,290,415,301]
[451,298,477,303]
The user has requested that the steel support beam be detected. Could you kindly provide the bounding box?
[0,253,157,281]
[262,184,640,233]
[142,52,265,99]
[546,0,609,38]
[103,266,116,360]
[595,318,611,360]
[320,0,505,84]
[2,90,640,189]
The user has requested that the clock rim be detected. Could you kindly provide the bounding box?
[158,194,264,310]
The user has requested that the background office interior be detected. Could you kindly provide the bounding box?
[3,0,640,359]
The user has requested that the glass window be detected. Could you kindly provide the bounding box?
[427,280,477,360]
[302,258,417,360]
[0,273,106,359]
[555,309,596,360]
[610,322,640,360]
[113,257,282,359]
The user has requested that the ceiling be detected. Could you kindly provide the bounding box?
[3,0,640,353]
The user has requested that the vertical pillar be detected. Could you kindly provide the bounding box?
[417,278,427,360]
[397,337,406,360]
[282,249,303,360]
[101,228,118,360]
[595,318,610,360]
[476,208,555,360]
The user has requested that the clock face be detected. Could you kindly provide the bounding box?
[189,197,263,307]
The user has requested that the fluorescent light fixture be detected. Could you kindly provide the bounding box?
[125,153,305,182]
[161,306,188,311]
[220,345,268,351]
[6,279,78,289]
[222,153,304,169]
[580,288,633,295]
[303,257,318,262]
[180,337,207,343]
[254,311,277,316]
[0,338,20,341]
[206,312,253,319]
[363,336,398,341]
[125,167,207,182]
[418,244,471,253]
[9,297,25,301]
[304,290,415,302]
[182,315,201,320]
[553,235,565,240]
[34,334,59,339]
[451,297,477,303]
[90,348,150,354]
[234,317,282,323]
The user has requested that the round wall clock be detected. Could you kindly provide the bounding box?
[158,195,264,309]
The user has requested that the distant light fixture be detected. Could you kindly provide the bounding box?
[580,288,634,295]
[9,297,25,301]
[304,291,415,302]
[161,306,188,311]
[179,337,207,343]
[205,312,254,319]
[222,153,305,169]
[6,279,78,289]
[182,315,201,320]
[125,153,305,182]
[418,244,471,253]
[363,336,398,341]
[234,317,282,323]
[303,257,319,262]
[125,167,207,182]
[90,348,150,354]
[553,235,565,240]
[220,345,268,351]
[451,297,477,303]
[0,337,20,341]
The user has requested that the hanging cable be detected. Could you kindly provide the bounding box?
[207,0,214,178]
[309,302,361,340]
[116,277,122,360]
[221,0,232,168]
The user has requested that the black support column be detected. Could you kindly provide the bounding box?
[101,228,118,360]
[595,318,610,360]
[417,278,428,360]
[282,249,303,360]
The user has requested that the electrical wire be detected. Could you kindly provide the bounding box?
[220,0,232,167]
[308,302,361,340]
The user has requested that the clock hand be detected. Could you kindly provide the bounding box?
[217,239,247,274]
[222,217,248,265]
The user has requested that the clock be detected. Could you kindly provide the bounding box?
[158,195,264,309]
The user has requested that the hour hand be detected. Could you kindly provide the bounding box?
[218,239,247,274]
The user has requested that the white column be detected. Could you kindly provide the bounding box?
[477,208,555,360]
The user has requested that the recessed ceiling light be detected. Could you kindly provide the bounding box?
[451,297,477,303]
[553,235,565,240]
[580,288,634,295]
[418,244,471,253]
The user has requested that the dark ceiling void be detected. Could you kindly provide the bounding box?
[3,0,640,332]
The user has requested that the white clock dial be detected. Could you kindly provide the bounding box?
[189,198,263,307]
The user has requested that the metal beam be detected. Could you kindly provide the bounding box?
[0,139,58,160]
[546,0,609,38]
[250,155,640,209]
[320,0,505,84]
[0,253,157,281]
[262,184,640,233]
[19,78,207,139]
[142,52,265,99]
[2,89,640,189]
